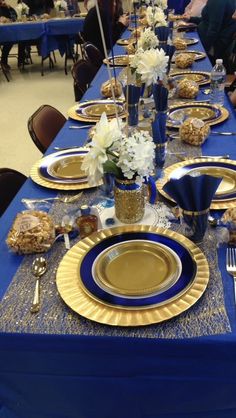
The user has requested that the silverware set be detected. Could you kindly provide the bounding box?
[226,247,236,304]
[22,192,83,205]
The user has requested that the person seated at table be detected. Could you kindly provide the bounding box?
[82,0,129,57]
[183,0,207,18]
[0,0,17,71]
[186,0,236,65]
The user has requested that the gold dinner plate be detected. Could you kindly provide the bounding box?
[56,225,209,326]
[48,155,85,179]
[173,50,206,62]
[156,157,236,210]
[167,103,229,128]
[93,240,181,297]
[169,70,211,85]
[103,55,130,67]
[68,99,126,122]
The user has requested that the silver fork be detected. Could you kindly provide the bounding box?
[226,247,236,304]
[22,192,83,205]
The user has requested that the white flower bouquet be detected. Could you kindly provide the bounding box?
[146,6,167,27]
[137,27,159,50]
[82,113,155,185]
[130,47,169,86]
[16,2,29,17]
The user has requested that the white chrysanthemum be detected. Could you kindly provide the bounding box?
[146,6,167,27]
[129,47,145,71]
[135,48,169,85]
[137,27,159,50]
[117,131,155,183]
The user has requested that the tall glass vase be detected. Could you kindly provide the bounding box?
[114,178,145,223]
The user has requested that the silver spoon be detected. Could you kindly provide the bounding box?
[30,257,47,313]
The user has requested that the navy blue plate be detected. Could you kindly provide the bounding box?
[80,231,196,308]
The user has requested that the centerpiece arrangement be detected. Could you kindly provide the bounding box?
[81,113,155,223]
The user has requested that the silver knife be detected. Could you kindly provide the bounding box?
[211,131,236,136]
[69,125,93,129]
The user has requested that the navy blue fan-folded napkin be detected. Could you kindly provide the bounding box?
[161,44,175,72]
[124,84,141,126]
[163,174,222,242]
[155,26,170,43]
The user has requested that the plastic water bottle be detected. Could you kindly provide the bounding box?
[210,59,226,106]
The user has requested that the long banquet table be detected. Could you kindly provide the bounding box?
[1,29,236,418]
[0,17,84,58]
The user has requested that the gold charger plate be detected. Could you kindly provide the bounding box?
[103,55,130,67]
[173,50,206,62]
[169,70,211,85]
[185,37,199,46]
[167,102,229,128]
[56,225,209,326]
[93,240,181,297]
[68,99,126,123]
[156,157,236,210]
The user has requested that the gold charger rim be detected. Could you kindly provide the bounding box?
[169,70,211,85]
[68,100,126,123]
[56,225,209,326]
[93,239,182,297]
[167,102,229,128]
[156,157,236,210]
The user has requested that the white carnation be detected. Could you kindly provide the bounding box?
[146,6,167,27]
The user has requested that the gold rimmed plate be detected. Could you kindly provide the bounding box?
[156,157,236,210]
[103,55,131,67]
[167,102,229,128]
[173,50,206,62]
[56,225,209,326]
[68,99,126,123]
[169,70,211,85]
[30,148,100,190]
[93,240,182,297]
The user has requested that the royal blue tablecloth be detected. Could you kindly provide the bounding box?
[1,31,236,418]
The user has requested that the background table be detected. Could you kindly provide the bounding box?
[0,18,84,58]
[1,30,236,418]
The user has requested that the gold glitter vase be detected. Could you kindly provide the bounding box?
[114,178,145,223]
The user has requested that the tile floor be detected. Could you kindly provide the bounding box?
[0,48,76,176]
